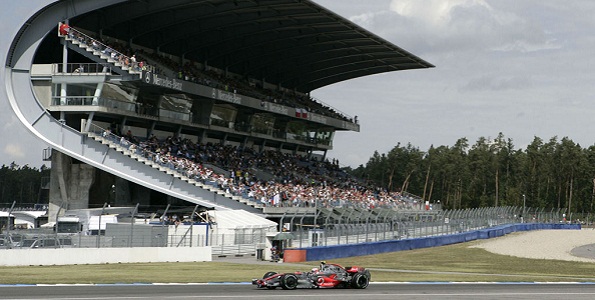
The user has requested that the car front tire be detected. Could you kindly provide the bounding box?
[280,274,299,290]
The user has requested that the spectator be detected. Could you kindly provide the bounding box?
[58,22,70,36]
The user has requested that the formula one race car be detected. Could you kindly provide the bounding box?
[252,261,371,290]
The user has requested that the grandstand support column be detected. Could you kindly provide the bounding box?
[176,125,182,138]
[198,130,206,145]
[84,112,95,133]
[49,151,96,220]
[147,121,156,139]
[92,81,104,106]
[120,117,127,134]
[242,136,249,149]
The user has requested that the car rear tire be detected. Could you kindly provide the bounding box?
[280,274,299,290]
[350,273,370,289]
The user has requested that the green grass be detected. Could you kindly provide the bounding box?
[0,262,301,284]
[329,241,595,282]
[1,240,594,284]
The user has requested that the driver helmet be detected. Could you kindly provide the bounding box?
[311,268,319,273]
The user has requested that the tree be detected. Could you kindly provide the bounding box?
[348,133,595,213]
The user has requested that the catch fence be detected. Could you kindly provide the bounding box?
[1,206,572,257]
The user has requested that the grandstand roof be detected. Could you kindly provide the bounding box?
[72,0,434,93]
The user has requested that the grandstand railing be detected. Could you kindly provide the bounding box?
[309,95,355,122]
[52,63,112,75]
[60,24,154,74]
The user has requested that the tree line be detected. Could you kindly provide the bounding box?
[0,163,50,208]
[348,133,595,213]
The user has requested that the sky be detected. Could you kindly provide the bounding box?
[312,0,595,168]
[2,0,595,169]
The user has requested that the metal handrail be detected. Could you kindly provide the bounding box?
[52,63,112,75]
[60,24,154,73]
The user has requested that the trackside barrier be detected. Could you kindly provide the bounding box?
[283,223,581,263]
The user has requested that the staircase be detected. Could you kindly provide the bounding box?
[60,26,145,78]
[85,125,264,212]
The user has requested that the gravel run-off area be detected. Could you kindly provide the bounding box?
[470,229,595,262]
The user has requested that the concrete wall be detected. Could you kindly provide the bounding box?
[0,246,212,266]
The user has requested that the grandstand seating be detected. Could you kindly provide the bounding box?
[61,25,354,123]
[57,25,424,213]
[86,121,422,211]
[86,127,264,210]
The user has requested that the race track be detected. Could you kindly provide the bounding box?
[3,283,595,300]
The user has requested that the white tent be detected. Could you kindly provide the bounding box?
[208,210,276,230]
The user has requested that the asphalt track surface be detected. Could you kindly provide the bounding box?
[3,283,595,300]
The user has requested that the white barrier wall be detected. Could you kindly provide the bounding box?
[0,247,211,266]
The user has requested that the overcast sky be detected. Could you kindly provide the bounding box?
[3,0,595,169]
[312,0,595,168]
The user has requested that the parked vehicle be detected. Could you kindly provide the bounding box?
[252,261,371,290]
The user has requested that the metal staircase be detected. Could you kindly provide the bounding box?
[85,124,264,212]
[60,26,145,79]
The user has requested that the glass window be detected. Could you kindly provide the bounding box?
[210,105,237,127]
[160,94,192,113]
[101,82,139,103]
[251,114,275,135]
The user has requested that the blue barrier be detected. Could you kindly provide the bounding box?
[300,223,581,262]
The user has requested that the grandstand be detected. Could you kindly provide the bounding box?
[3,0,433,231]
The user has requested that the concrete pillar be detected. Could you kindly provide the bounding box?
[48,151,95,220]
[48,152,65,223]
[67,163,94,210]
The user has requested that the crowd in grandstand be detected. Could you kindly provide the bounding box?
[103,127,420,210]
[60,25,357,124]
[137,49,355,123]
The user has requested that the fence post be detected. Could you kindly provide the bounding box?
[129,203,139,247]
[96,202,107,248]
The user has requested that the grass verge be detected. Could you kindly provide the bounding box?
[1,241,595,284]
